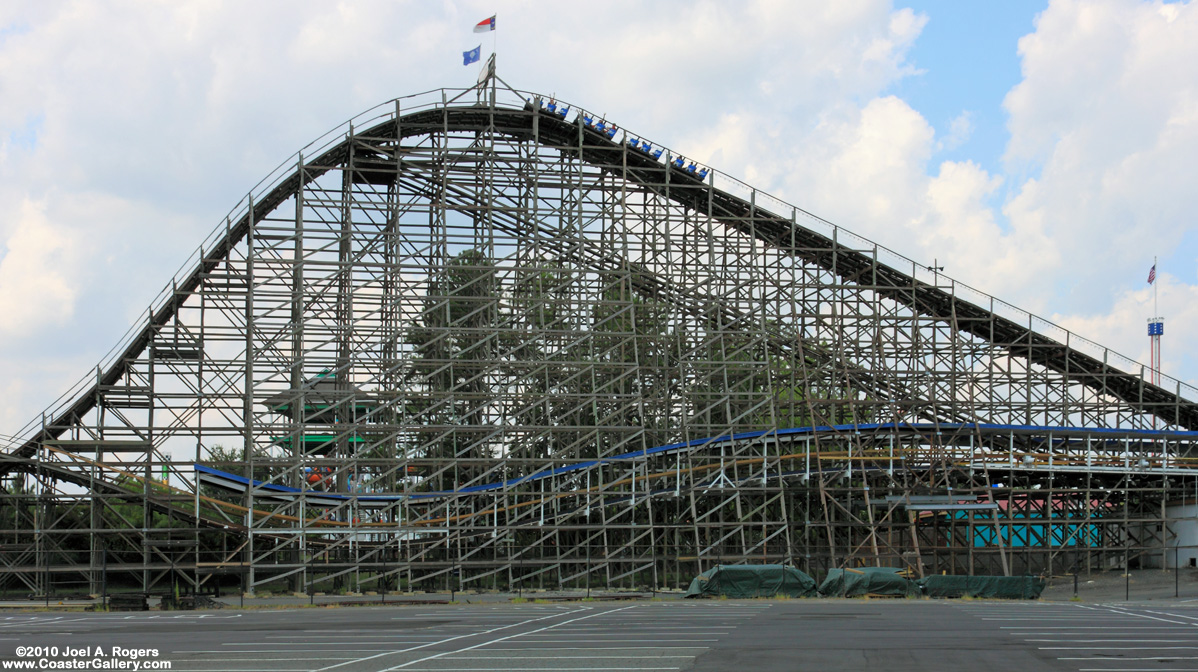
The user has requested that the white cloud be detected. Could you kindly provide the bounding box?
[1002,0,1198,315]
[0,188,201,437]
[0,1,933,431]
[663,0,1198,394]
[939,111,974,151]
[1053,274,1198,390]
[767,98,1056,307]
[0,198,77,336]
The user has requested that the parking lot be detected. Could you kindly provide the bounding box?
[4,600,1198,671]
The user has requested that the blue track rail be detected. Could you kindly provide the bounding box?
[195,421,1198,506]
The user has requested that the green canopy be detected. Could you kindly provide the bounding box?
[818,567,919,598]
[919,575,1046,599]
[683,564,818,599]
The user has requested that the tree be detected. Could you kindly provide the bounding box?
[404,249,503,486]
[197,443,277,503]
[587,273,678,456]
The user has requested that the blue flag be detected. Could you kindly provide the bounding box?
[463,46,481,66]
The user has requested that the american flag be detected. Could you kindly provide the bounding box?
[1148,264,1156,285]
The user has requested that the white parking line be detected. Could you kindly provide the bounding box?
[171,658,353,662]
[264,632,450,637]
[595,619,740,623]
[223,641,442,646]
[1002,626,1191,629]
[964,599,1198,672]
[1077,604,1198,627]
[386,618,549,621]
[1142,609,1198,621]
[1039,642,1198,646]
[121,614,244,619]
[176,649,399,654]
[312,606,593,672]
[1028,639,1198,643]
[512,639,718,643]
[443,655,694,659]
[548,622,733,627]
[515,627,728,632]
[378,605,639,671]
[482,647,709,651]
[1060,656,1198,660]
[982,617,1134,621]
[0,617,91,629]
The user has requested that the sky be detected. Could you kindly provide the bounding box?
[2,0,1197,436]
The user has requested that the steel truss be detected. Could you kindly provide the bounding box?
[4,80,1198,598]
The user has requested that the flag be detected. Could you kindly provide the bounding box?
[463,46,480,66]
[474,15,496,32]
[1148,264,1157,285]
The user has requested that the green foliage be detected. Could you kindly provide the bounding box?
[0,475,35,531]
[398,248,874,493]
[586,275,677,454]
[404,249,504,484]
[764,358,875,429]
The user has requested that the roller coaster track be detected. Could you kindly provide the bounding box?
[8,421,1198,534]
[4,86,1196,493]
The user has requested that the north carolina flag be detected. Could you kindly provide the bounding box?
[473,15,496,32]
[463,46,481,66]
[1148,264,1157,285]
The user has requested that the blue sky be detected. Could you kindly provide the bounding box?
[899,0,1048,181]
[904,0,1193,323]
[2,0,1198,434]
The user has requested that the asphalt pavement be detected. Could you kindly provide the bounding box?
[5,599,1198,671]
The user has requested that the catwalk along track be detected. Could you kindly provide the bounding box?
[3,79,1198,598]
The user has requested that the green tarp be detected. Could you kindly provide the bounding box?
[918,575,1046,599]
[818,567,919,598]
[683,564,818,599]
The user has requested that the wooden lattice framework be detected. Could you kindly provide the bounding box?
[3,79,1198,598]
